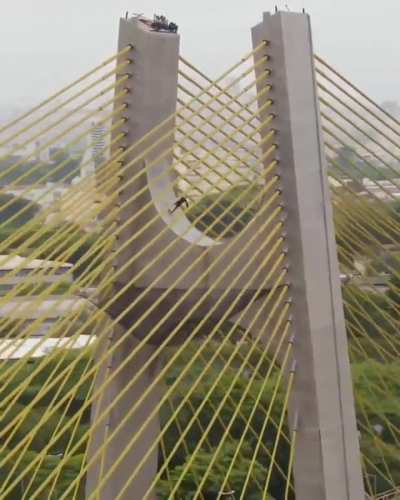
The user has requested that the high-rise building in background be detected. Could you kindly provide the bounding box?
[90,122,107,168]
[80,121,108,178]
[34,141,50,163]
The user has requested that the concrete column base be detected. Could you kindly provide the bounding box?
[86,326,162,500]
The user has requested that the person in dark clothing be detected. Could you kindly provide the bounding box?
[169,197,189,214]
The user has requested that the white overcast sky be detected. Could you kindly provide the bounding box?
[1,0,399,108]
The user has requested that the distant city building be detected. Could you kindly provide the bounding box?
[0,254,72,292]
[0,335,95,358]
[91,122,107,167]
[80,122,109,178]
[354,143,396,165]
[34,140,50,163]
[4,183,68,209]
[0,142,36,161]
[362,178,400,200]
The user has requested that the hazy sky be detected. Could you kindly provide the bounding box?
[1,0,399,108]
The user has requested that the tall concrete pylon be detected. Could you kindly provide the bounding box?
[87,12,364,500]
[86,15,284,500]
[250,11,365,500]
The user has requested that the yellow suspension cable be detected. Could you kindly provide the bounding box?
[0,74,274,298]
[331,224,400,328]
[239,337,294,500]
[0,98,127,230]
[16,232,284,498]
[0,46,132,136]
[0,125,126,277]
[175,89,267,163]
[314,55,400,131]
[0,66,276,438]
[332,212,400,355]
[22,208,285,500]
[215,322,294,499]
[0,77,130,165]
[355,374,400,447]
[95,269,290,500]
[348,336,400,429]
[284,411,298,500]
[318,82,400,153]
[177,83,262,153]
[174,130,270,200]
[0,59,131,149]
[0,232,114,360]
[0,162,272,420]
[329,174,400,293]
[65,45,268,200]
[334,240,400,359]
[161,283,290,500]
[324,139,400,229]
[192,312,292,500]
[0,119,278,412]
[179,56,263,129]
[347,318,397,370]
[357,416,396,488]
[345,297,399,361]
[0,103,276,374]
[178,99,266,169]
[261,363,295,500]
[321,112,400,188]
[329,179,400,325]
[320,100,400,186]
[216,337,292,446]
[164,397,210,498]
[0,134,282,496]
[0,166,282,462]
[362,452,397,494]
[174,99,272,195]
[0,124,126,301]
[0,106,276,354]
[0,43,265,218]
[0,115,127,240]
[20,337,100,499]
[0,170,276,396]
[0,219,117,354]
[0,42,276,446]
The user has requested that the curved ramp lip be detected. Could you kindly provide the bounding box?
[147,159,226,247]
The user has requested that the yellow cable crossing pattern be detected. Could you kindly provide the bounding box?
[0,42,296,500]
[316,53,400,498]
[0,21,398,500]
